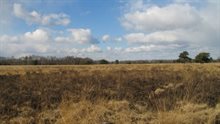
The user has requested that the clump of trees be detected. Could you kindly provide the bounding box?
[115,60,119,64]
[177,51,214,63]
[177,51,192,63]
[99,59,109,64]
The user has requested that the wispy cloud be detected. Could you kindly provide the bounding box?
[13,3,70,26]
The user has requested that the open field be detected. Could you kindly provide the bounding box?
[0,64,220,124]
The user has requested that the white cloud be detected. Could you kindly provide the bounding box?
[55,28,98,44]
[69,29,93,44]
[102,34,110,42]
[121,4,201,32]
[0,27,102,57]
[0,29,50,43]
[105,46,123,52]
[114,47,123,52]
[0,41,50,57]
[173,0,204,3]
[124,44,181,53]
[104,44,182,55]
[81,45,102,53]
[115,37,123,42]
[120,0,220,58]
[24,29,50,42]
[124,31,178,44]
[0,35,18,42]
[0,28,51,56]
[54,37,69,42]
[125,45,157,53]
[60,48,79,55]
[59,45,102,55]
[106,46,112,51]
[13,3,70,26]
[30,44,49,53]
[101,35,123,42]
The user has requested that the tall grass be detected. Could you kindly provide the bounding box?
[0,64,219,123]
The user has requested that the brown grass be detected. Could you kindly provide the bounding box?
[0,64,220,124]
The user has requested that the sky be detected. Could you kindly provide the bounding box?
[0,0,219,60]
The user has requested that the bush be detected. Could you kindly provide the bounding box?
[195,52,212,63]
[99,59,109,64]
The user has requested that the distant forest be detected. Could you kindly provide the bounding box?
[0,51,219,65]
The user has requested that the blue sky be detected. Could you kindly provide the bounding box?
[0,0,219,60]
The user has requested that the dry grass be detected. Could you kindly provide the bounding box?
[0,64,220,124]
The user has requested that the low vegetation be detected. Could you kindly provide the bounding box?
[0,64,220,123]
[0,51,219,65]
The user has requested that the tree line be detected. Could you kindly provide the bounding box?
[177,51,215,63]
[0,52,219,65]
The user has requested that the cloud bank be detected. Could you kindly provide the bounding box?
[119,0,220,58]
